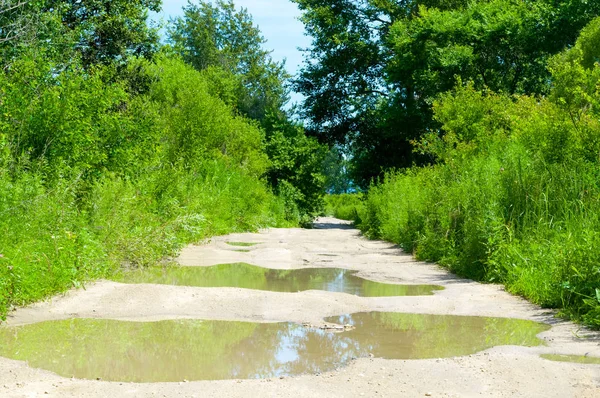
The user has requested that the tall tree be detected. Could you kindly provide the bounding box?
[0,0,32,45]
[46,0,161,67]
[0,0,161,69]
[168,0,327,220]
[293,0,600,187]
[168,0,289,121]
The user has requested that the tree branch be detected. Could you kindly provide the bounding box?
[0,1,27,16]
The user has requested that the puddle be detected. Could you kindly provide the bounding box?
[226,242,258,247]
[0,313,549,382]
[113,263,444,297]
[540,354,600,365]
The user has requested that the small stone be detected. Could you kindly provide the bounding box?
[425,393,432,397]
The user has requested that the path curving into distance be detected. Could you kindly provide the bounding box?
[0,217,599,397]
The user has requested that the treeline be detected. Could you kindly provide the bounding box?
[311,3,600,328]
[0,0,326,320]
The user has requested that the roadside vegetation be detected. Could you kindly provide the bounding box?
[0,0,326,320]
[3,0,600,332]
[324,194,363,221]
[317,14,600,328]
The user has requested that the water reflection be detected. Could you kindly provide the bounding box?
[540,354,600,365]
[0,312,549,382]
[113,263,443,297]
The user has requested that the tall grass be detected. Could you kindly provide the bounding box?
[0,161,289,320]
[353,80,600,329]
[0,55,295,320]
[351,20,600,328]
[324,193,364,221]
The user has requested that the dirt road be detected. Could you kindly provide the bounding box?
[1,218,599,397]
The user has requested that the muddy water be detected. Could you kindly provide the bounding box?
[540,354,600,365]
[226,242,259,247]
[113,263,443,297]
[0,313,549,382]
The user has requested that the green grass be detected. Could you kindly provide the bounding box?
[324,193,365,221]
[0,55,303,321]
[354,149,600,329]
[540,354,600,365]
[0,163,291,320]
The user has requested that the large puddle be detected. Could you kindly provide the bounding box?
[0,312,549,382]
[112,263,443,297]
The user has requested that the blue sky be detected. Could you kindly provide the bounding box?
[153,1,310,104]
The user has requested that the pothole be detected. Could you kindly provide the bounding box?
[112,263,444,297]
[0,313,549,382]
[226,242,259,247]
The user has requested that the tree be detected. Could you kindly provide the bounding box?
[0,0,161,70]
[262,113,326,221]
[168,0,327,221]
[45,0,161,68]
[168,0,289,121]
[293,0,600,187]
[0,0,32,45]
[322,146,352,194]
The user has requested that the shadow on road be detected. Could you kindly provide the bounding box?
[312,221,355,230]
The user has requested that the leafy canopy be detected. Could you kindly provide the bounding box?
[168,0,289,121]
[294,0,600,187]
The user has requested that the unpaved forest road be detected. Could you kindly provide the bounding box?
[1,218,599,397]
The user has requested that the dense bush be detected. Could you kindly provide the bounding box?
[355,18,600,328]
[0,0,326,322]
[324,194,364,221]
[0,53,295,320]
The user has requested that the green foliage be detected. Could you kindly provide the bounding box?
[168,0,326,221]
[1,56,150,181]
[356,17,600,328]
[294,0,600,187]
[322,147,353,194]
[324,193,364,221]
[0,48,296,320]
[44,0,161,68]
[0,0,161,71]
[144,56,268,176]
[263,114,326,222]
[168,0,288,122]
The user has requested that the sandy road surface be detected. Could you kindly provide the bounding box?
[1,218,599,397]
